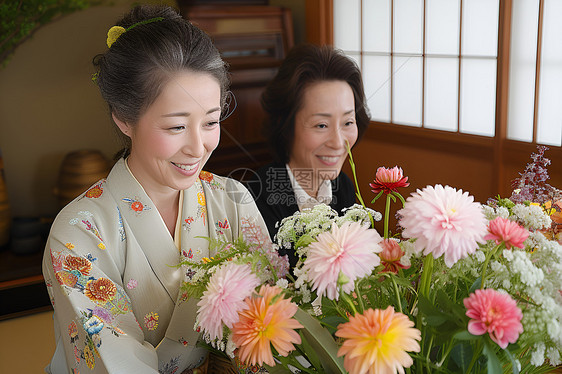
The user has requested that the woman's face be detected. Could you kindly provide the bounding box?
[289,80,359,183]
[119,71,221,195]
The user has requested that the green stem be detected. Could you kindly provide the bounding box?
[384,194,392,239]
[425,335,434,372]
[331,299,349,319]
[418,254,434,299]
[346,141,374,228]
[354,281,365,314]
[480,243,503,289]
[391,275,403,313]
[437,341,455,368]
[465,340,483,373]
[340,292,358,315]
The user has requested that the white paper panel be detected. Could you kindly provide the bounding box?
[426,0,460,55]
[507,0,539,142]
[425,58,459,131]
[459,59,496,136]
[363,0,391,53]
[393,56,422,126]
[363,55,391,122]
[393,0,423,54]
[334,0,361,52]
[461,0,500,57]
[537,0,562,146]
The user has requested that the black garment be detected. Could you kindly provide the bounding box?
[245,162,356,268]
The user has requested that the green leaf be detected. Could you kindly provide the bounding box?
[295,234,315,250]
[294,308,346,374]
[320,315,347,335]
[483,339,503,374]
[298,330,322,370]
[262,364,292,374]
[469,277,482,294]
[453,330,480,341]
[450,342,473,373]
[503,348,520,374]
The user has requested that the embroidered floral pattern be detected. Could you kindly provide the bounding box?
[92,306,114,323]
[215,218,230,235]
[199,170,224,190]
[182,216,195,232]
[85,182,104,199]
[240,216,271,249]
[127,279,138,290]
[84,315,104,336]
[85,278,116,303]
[117,208,126,241]
[70,212,105,244]
[181,248,194,259]
[66,243,75,249]
[199,170,214,183]
[64,255,92,275]
[83,345,95,369]
[97,243,106,250]
[159,356,180,374]
[122,197,151,214]
[144,312,159,331]
[69,321,79,342]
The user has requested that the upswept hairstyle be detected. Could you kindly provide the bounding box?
[261,44,370,164]
[93,5,229,152]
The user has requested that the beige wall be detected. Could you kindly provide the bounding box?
[0,1,174,218]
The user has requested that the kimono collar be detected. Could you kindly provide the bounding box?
[105,158,184,301]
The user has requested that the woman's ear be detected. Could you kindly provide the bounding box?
[112,113,132,137]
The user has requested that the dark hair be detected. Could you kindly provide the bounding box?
[261,44,370,164]
[93,5,229,154]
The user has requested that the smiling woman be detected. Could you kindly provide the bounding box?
[41,4,272,374]
[245,44,370,269]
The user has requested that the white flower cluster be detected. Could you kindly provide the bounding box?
[511,204,552,231]
[483,203,552,231]
[275,204,382,255]
[275,204,338,250]
[339,204,382,224]
[482,205,510,221]
[486,232,562,366]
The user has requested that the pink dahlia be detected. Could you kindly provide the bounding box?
[484,217,529,249]
[370,166,410,195]
[398,185,487,267]
[379,239,410,274]
[303,221,382,300]
[197,263,260,340]
[464,288,523,349]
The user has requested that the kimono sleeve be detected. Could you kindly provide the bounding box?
[228,178,275,248]
[42,205,159,374]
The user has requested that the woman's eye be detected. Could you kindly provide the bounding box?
[206,121,220,128]
[316,123,328,129]
[344,121,355,127]
[169,126,185,132]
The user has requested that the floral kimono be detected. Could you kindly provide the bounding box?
[42,159,272,374]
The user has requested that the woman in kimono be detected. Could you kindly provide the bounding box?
[42,5,272,373]
[245,44,370,269]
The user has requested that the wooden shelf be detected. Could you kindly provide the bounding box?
[0,245,51,320]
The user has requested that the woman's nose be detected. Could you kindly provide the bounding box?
[326,126,345,149]
[183,128,205,158]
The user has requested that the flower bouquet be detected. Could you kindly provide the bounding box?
[182,146,562,374]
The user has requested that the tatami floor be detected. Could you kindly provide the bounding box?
[0,310,55,373]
